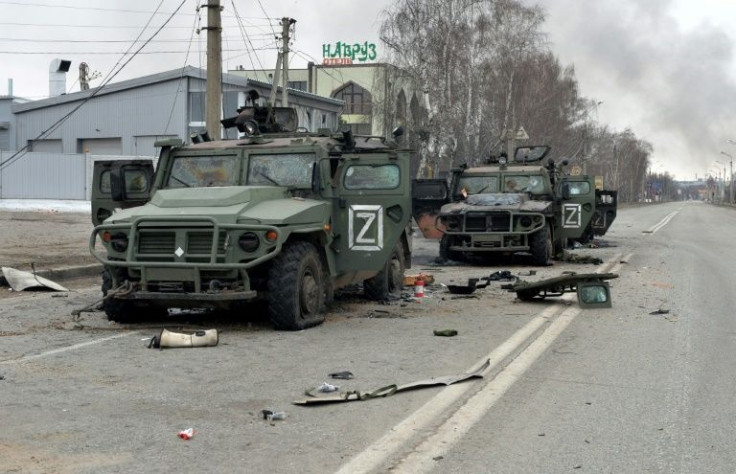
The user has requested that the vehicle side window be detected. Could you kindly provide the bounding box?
[124,169,150,193]
[568,182,591,195]
[344,164,400,190]
[100,170,111,193]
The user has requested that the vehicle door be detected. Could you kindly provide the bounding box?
[592,189,618,235]
[91,159,154,226]
[557,176,595,240]
[411,178,449,239]
[333,154,411,274]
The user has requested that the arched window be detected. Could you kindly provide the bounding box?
[332,82,372,115]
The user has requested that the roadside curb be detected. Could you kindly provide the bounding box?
[36,264,102,282]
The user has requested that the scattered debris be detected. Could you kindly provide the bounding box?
[434,329,458,337]
[177,428,195,440]
[1,266,69,292]
[148,329,219,349]
[293,359,490,405]
[261,410,286,421]
[516,270,537,277]
[403,273,435,286]
[488,270,516,281]
[446,279,480,295]
[559,253,603,265]
[649,309,670,315]
[508,272,618,308]
[414,279,425,297]
[0,375,5,381]
[317,382,340,393]
[329,371,354,380]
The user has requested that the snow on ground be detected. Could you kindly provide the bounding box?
[0,199,90,213]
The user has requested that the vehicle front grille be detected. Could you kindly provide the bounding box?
[138,230,176,254]
[465,212,511,232]
[187,231,227,255]
[135,228,226,262]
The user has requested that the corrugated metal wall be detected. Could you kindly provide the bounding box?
[0,152,86,199]
[0,152,157,199]
[14,80,188,156]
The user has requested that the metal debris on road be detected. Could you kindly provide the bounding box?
[329,371,354,380]
[649,309,670,315]
[177,428,195,440]
[434,329,458,337]
[293,359,490,406]
[261,410,286,421]
[1,266,69,292]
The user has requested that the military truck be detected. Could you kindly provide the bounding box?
[90,103,413,330]
[412,146,615,265]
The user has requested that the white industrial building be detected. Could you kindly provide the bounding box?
[0,65,344,199]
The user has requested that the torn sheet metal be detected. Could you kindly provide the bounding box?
[293,359,490,406]
[1,266,69,292]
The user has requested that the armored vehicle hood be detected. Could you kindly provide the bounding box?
[106,186,328,225]
[440,193,552,214]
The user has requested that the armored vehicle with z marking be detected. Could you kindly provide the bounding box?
[412,146,616,265]
[90,102,413,330]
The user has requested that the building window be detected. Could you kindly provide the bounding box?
[287,81,307,91]
[332,82,372,115]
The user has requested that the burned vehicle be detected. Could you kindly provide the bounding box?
[413,146,616,265]
[90,103,413,330]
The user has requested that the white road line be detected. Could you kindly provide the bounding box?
[644,210,679,234]
[0,331,141,365]
[391,305,580,473]
[338,253,629,474]
[335,304,566,474]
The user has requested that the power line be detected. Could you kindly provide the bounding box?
[0,0,188,172]
[0,21,274,29]
[230,0,268,82]
[0,35,274,43]
[0,48,277,54]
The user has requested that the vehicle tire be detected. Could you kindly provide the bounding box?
[439,235,462,262]
[101,267,165,323]
[364,241,405,301]
[553,236,568,259]
[530,225,553,266]
[267,241,326,330]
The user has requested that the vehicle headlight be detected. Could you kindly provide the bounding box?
[106,232,128,252]
[520,216,532,227]
[238,232,260,252]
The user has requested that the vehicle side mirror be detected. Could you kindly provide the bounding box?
[561,182,571,200]
[577,281,611,308]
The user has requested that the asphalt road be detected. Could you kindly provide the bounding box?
[2,201,734,473]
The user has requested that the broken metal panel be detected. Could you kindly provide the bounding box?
[1,266,69,292]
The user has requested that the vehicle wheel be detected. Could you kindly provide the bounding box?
[530,225,553,266]
[101,267,165,323]
[439,235,462,262]
[267,241,326,330]
[553,236,568,259]
[364,242,405,300]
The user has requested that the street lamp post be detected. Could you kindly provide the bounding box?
[722,150,734,204]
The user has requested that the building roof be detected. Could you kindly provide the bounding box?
[13,66,343,114]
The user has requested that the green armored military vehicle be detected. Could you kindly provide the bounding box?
[90,103,413,330]
[413,146,615,265]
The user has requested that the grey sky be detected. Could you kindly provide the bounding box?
[2,0,735,180]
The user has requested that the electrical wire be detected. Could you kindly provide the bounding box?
[164,5,200,135]
[230,0,268,82]
[0,0,188,172]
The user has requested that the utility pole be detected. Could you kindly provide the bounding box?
[269,18,296,107]
[205,0,222,139]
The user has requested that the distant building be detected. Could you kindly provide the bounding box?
[231,62,426,141]
[12,66,343,157]
[0,93,27,151]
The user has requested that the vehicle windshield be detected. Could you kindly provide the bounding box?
[503,175,545,194]
[457,176,499,196]
[166,155,239,188]
[247,153,316,188]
